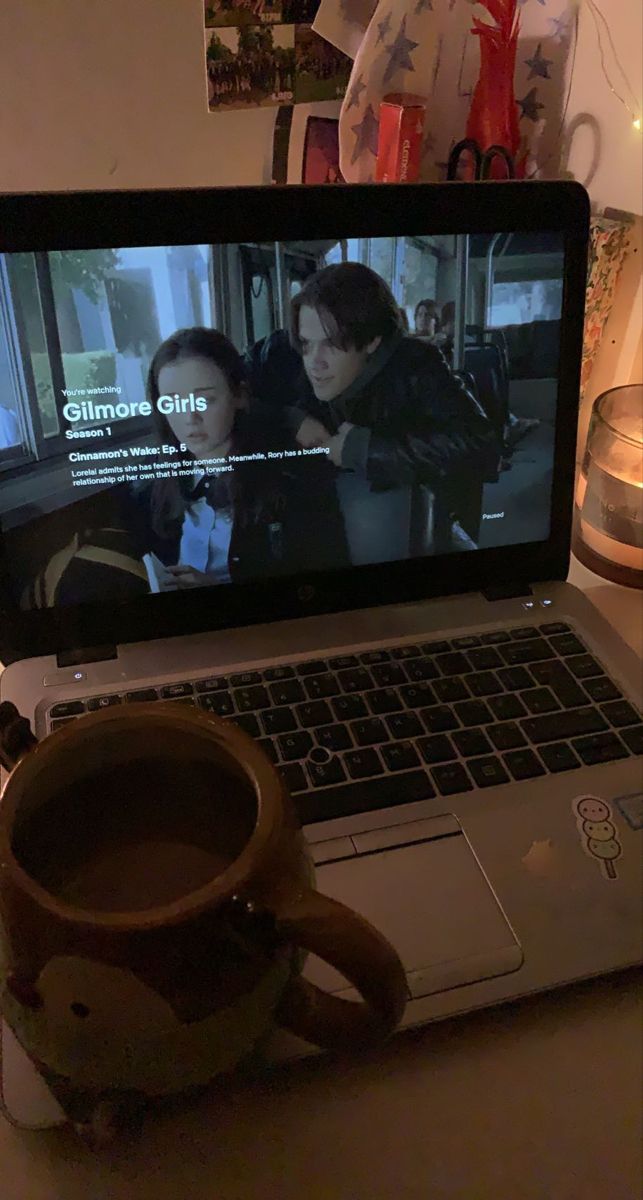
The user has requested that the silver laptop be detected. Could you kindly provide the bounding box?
[1,181,641,1127]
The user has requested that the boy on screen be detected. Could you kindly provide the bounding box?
[250,263,497,563]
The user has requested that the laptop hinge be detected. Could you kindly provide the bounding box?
[56,644,118,668]
[482,583,533,601]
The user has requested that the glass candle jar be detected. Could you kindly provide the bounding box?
[573,385,643,588]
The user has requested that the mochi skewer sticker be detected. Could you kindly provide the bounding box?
[573,795,622,880]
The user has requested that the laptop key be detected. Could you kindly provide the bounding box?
[503,749,546,780]
[528,661,586,708]
[572,732,629,766]
[198,691,234,716]
[621,725,643,755]
[351,717,389,746]
[229,672,262,687]
[500,640,555,665]
[489,693,526,721]
[360,649,391,665]
[280,762,308,794]
[600,699,640,728]
[520,687,560,715]
[49,700,86,717]
[404,657,439,682]
[332,695,367,722]
[381,741,421,771]
[510,626,540,640]
[399,682,436,709]
[337,667,373,693]
[453,728,492,757]
[466,671,503,697]
[297,700,333,727]
[344,749,382,779]
[305,674,341,700]
[418,734,457,764]
[262,707,297,735]
[582,676,622,703]
[386,711,423,739]
[431,762,473,796]
[452,635,481,649]
[234,686,271,712]
[161,682,194,699]
[295,769,435,825]
[391,644,422,660]
[263,665,295,682]
[420,640,451,655]
[87,694,122,710]
[539,742,581,773]
[566,655,603,680]
[329,655,359,670]
[279,731,313,760]
[496,666,533,691]
[233,713,261,738]
[548,633,585,656]
[195,676,228,693]
[308,757,347,788]
[315,723,352,752]
[297,660,327,676]
[479,630,511,644]
[435,652,470,676]
[487,722,526,750]
[371,662,406,687]
[367,688,403,715]
[521,707,607,744]
[125,688,159,702]
[468,756,510,788]
[433,677,469,703]
[540,622,570,635]
[268,679,305,706]
[453,699,492,727]
[467,647,503,670]
[421,705,460,733]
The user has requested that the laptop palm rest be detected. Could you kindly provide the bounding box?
[305,817,523,1000]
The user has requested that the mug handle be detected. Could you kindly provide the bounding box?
[273,886,407,1051]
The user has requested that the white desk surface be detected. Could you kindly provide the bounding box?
[1,560,641,1199]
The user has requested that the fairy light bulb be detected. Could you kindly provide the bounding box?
[633,117,642,132]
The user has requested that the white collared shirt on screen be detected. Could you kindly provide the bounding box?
[179,476,233,584]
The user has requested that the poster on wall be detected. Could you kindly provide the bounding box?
[205,0,351,113]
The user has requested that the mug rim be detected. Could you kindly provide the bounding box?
[0,704,285,931]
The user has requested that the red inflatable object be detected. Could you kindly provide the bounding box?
[465,0,525,178]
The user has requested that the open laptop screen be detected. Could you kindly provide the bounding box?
[0,228,564,612]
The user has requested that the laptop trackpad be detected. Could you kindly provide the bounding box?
[305,824,523,999]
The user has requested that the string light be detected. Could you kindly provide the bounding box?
[584,0,642,132]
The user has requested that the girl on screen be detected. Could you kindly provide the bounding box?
[143,326,347,588]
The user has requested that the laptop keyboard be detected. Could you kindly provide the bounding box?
[47,622,643,827]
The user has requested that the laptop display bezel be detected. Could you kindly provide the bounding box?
[0,181,589,662]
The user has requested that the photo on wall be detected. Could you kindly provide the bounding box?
[302,116,344,183]
[294,25,351,104]
[205,0,283,27]
[206,23,295,109]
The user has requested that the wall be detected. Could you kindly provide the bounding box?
[564,1,642,218]
[0,0,278,192]
[1,0,641,205]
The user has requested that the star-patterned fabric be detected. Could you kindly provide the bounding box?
[312,0,579,182]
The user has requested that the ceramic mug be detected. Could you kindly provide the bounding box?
[0,703,406,1115]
